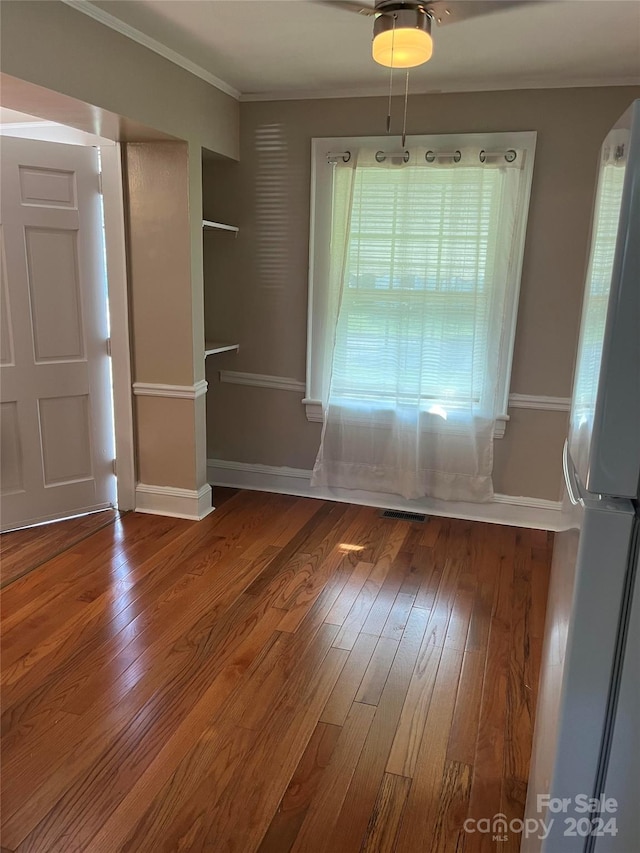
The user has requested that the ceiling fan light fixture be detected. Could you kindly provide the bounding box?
[372,6,433,68]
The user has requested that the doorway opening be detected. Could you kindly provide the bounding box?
[0,107,134,537]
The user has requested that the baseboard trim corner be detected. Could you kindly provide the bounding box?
[207,459,562,531]
[135,482,213,521]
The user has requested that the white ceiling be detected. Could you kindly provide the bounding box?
[87,0,640,99]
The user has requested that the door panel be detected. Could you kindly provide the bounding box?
[26,227,85,361]
[0,402,23,494]
[39,394,93,484]
[19,165,77,208]
[0,137,115,531]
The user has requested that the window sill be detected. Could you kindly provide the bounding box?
[302,398,509,438]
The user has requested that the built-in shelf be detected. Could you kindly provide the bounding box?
[202,219,239,234]
[205,341,239,357]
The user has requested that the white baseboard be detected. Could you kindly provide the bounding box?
[208,459,563,532]
[135,482,214,521]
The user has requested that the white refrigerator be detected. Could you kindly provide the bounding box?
[523,100,640,852]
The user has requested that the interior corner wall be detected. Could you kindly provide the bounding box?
[203,85,640,502]
[125,142,193,386]
[124,141,205,492]
[189,152,209,491]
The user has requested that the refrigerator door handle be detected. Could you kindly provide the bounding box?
[563,439,584,507]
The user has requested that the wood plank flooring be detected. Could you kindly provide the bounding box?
[0,509,120,588]
[0,489,552,852]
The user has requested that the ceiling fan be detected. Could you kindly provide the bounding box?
[313,1,529,143]
[314,1,528,68]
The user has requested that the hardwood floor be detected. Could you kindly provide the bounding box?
[0,490,552,852]
[0,509,120,589]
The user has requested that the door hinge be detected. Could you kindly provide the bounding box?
[98,171,103,194]
[106,337,112,357]
[112,459,117,475]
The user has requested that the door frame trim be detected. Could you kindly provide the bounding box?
[101,144,135,511]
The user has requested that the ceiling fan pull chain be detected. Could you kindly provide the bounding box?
[401,69,409,147]
[386,14,397,134]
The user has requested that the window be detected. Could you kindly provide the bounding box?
[306,132,537,437]
[570,129,627,470]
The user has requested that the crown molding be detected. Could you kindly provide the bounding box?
[240,76,640,103]
[56,3,640,106]
[61,0,241,101]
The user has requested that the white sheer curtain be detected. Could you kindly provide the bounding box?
[570,137,627,476]
[311,145,524,502]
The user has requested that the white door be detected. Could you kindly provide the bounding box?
[0,136,115,531]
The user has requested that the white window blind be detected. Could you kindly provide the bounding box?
[331,158,513,413]
[573,158,627,415]
[569,136,627,480]
[306,132,537,433]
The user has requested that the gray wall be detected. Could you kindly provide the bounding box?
[203,86,640,501]
[0,0,238,157]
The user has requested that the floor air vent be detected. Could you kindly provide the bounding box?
[380,509,427,523]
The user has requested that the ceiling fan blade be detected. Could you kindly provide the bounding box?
[312,0,535,24]
[312,0,378,16]
[426,0,533,26]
